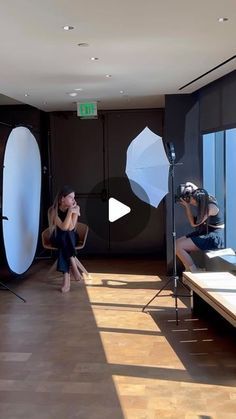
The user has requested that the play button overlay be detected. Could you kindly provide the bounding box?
[86,177,151,241]
[109,198,131,222]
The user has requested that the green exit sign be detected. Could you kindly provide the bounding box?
[77,102,97,119]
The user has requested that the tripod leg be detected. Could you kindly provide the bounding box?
[0,281,26,303]
[142,277,173,312]
[173,278,179,325]
[174,293,179,325]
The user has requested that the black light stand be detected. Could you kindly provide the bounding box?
[142,144,189,324]
[0,280,26,303]
[0,216,26,303]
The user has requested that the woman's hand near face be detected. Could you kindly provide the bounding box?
[69,202,80,216]
[179,198,189,207]
[74,204,80,216]
[68,200,76,210]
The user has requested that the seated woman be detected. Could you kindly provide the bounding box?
[48,185,82,293]
[176,182,224,272]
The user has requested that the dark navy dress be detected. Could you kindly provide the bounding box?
[186,197,224,250]
[51,209,79,273]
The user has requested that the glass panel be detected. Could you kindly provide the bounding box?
[203,133,216,195]
[214,131,225,216]
[202,131,225,247]
[225,129,236,249]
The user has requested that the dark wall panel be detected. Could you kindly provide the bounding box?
[199,84,221,132]
[106,109,165,255]
[49,109,166,256]
[199,70,236,133]
[50,113,104,194]
[222,74,236,127]
[50,112,108,254]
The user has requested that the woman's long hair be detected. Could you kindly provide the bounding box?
[192,188,209,224]
[48,185,75,234]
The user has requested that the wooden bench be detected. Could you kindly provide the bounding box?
[191,250,236,273]
[182,271,236,327]
[212,255,236,272]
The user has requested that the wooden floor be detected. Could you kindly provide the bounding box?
[0,258,235,419]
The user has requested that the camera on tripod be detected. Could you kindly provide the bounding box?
[175,183,195,203]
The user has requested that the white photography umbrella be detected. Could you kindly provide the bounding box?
[125,127,170,207]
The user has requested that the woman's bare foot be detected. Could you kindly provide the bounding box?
[69,265,82,281]
[61,273,70,293]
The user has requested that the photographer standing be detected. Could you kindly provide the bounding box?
[176,182,224,272]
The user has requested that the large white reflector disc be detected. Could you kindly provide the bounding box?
[2,127,41,274]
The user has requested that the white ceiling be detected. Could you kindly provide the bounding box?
[0,0,236,112]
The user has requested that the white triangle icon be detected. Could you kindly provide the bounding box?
[109,198,131,222]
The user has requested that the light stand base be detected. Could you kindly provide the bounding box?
[0,280,26,303]
[142,274,190,324]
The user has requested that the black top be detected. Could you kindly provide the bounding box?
[58,208,68,222]
[208,196,224,227]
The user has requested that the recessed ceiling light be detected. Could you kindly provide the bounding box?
[106,74,112,78]
[78,43,89,47]
[218,17,229,22]
[74,88,83,91]
[63,25,74,31]
[90,57,99,61]
[24,93,29,97]
[68,92,77,97]
[120,90,124,94]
